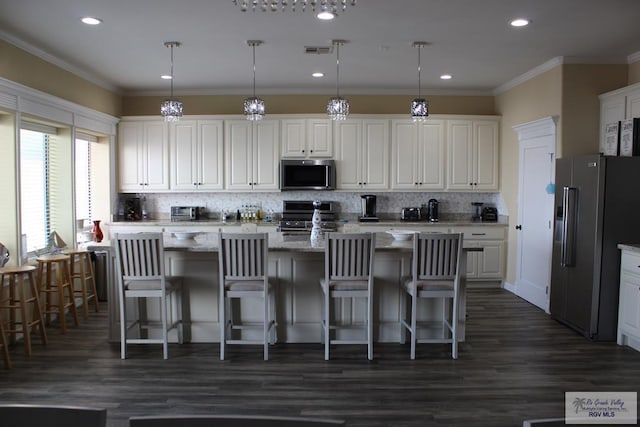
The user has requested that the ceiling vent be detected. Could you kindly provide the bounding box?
[304,46,333,55]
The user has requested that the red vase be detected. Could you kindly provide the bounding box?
[92,220,104,243]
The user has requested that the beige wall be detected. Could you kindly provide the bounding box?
[0,40,122,117]
[495,67,563,285]
[629,60,640,85]
[122,94,496,116]
[561,64,628,156]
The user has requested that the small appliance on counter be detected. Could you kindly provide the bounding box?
[120,197,142,221]
[171,206,206,221]
[471,202,484,221]
[401,207,422,221]
[481,206,498,222]
[359,194,379,222]
[427,198,439,222]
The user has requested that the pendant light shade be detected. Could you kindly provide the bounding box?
[160,41,183,122]
[411,41,429,122]
[327,40,349,121]
[244,40,265,121]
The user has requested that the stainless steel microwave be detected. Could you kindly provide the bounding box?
[280,159,336,191]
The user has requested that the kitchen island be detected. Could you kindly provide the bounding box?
[93,230,483,345]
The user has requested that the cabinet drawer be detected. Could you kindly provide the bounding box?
[452,226,505,240]
[621,251,640,275]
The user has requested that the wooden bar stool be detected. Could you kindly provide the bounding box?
[36,255,79,334]
[63,249,99,319]
[0,265,48,356]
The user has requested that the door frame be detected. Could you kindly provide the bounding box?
[510,116,557,312]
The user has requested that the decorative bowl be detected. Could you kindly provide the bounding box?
[173,231,199,241]
[386,230,416,241]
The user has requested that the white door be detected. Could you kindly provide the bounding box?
[512,117,557,312]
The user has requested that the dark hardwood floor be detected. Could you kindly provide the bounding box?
[1,288,639,427]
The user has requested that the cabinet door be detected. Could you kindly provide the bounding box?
[253,120,279,190]
[619,273,640,338]
[335,120,362,189]
[197,120,224,190]
[118,121,144,192]
[225,120,253,190]
[418,120,446,190]
[143,121,169,191]
[474,120,499,190]
[361,119,389,190]
[281,119,306,158]
[600,95,627,153]
[476,240,505,279]
[626,87,640,119]
[447,120,474,190]
[171,120,198,190]
[391,120,419,190]
[307,119,333,158]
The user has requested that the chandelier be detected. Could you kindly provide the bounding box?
[160,41,183,122]
[411,41,429,122]
[244,40,265,121]
[233,0,357,19]
[327,40,349,121]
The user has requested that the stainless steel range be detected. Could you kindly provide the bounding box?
[278,200,337,233]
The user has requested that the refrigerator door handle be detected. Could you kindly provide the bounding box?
[561,186,577,267]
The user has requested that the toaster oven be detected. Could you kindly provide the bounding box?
[401,207,422,221]
[171,206,205,221]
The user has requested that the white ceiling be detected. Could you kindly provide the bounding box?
[1,0,639,96]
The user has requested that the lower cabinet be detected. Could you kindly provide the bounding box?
[617,249,640,352]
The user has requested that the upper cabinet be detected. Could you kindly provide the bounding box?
[447,119,499,191]
[391,119,446,190]
[281,118,333,158]
[334,119,389,190]
[170,119,224,191]
[224,120,279,191]
[599,82,640,152]
[118,120,169,192]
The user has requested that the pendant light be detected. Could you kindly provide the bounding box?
[160,41,183,122]
[411,41,429,122]
[244,40,265,121]
[327,39,349,121]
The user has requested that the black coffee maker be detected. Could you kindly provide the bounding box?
[427,198,439,222]
[359,195,379,222]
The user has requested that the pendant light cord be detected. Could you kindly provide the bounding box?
[417,44,421,99]
[335,42,340,98]
[170,44,175,100]
[252,43,257,98]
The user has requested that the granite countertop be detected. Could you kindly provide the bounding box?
[618,244,640,253]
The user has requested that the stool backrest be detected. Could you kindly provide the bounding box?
[218,232,269,281]
[325,232,375,282]
[129,414,345,426]
[114,233,166,283]
[413,232,463,281]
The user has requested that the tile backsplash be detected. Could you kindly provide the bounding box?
[133,191,507,220]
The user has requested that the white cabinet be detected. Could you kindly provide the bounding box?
[617,249,640,352]
[170,119,223,191]
[334,119,389,190]
[281,118,333,158]
[118,120,169,192]
[454,226,506,281]
[599,82,640,152]
[447,119,499,191]
[391,119,445,190]
[224,120,279,191]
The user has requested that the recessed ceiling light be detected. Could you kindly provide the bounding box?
[161,75,173,80]
[81,16,102,25]
[312,72,325,78]
[510,18,530,27]
[317,7,336,20]
[440,74,452,80]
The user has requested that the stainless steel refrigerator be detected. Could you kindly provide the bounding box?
[550,154,640,341]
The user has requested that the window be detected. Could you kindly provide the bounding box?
[19,128,51,253]
[75,135,93,223]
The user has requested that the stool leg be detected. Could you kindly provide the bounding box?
[0,321,10,369]
[63,260,79,327]
[72,254,90,319]
[8,274,17,345]
[28,270,47,345]
[17,274,32,356]
[86,254,100,313]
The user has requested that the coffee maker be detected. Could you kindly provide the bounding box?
[359,195,379,222]
[427,198,439,222]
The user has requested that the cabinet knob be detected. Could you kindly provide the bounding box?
[415,182,418,185]
[302,149,305,153]
[419,182,423,185]
[310,150,313,153]
[515,225,522,230]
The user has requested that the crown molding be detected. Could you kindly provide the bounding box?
[493,57,564,95]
